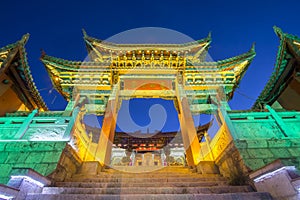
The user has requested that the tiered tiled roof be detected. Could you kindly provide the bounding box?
[253,27,300,109]
[0,34,48,111]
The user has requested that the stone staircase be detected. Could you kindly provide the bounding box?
[26,166,273,200]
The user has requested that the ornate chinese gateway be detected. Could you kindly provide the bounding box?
[40,29,255,167]
[0,27,299,199]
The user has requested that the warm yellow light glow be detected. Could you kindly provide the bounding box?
[293,41,300,50]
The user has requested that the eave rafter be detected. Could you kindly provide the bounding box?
[41,54,111,72]
[184,44,256,100]
[0,48,12,67]
[41,54,113,100]
[188,43,255,72]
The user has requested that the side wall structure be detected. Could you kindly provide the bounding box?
[229,109,300,171]
[0,110,76,184]
[199,108,300,179]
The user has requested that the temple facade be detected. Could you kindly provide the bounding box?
[0,27,299,199]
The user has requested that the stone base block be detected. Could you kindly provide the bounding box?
[197,161,219,174]
[250,159,300,200]
[79,161,102,175]
[0,184,20,200]
[5,168,51,200]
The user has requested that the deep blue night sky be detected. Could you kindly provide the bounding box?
[1,0,300,132]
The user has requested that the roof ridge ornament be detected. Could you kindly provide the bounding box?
[207,31,212,41]
[20,33,30,45]
[0,33,30,53]
[251,42,255,51]
[82,28,88,38]
[273,26,283,38]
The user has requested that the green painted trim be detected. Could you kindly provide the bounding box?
[0,34,48,111]
[266,105,293,137]
[253,27,300,109]
[219,105,238,140]
[63,107,79,139]
[14,110,37,139]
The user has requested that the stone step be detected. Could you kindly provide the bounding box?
[105,167,192,173]
[41,185,253,195]
[102,170,199,174]
[102,168,194,173]
[108,166,191,171]
[71,173,221,179]
[55,180,228,188]
[25,166,273,200]
[67,176,227,183]
[26,192,273,200]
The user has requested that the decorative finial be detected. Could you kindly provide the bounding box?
[207,31,212,40]
[20,33,30,44]
[82,28,88,38]
[40,49,46,59]
[250,42,256,52]
[273,26,283,37]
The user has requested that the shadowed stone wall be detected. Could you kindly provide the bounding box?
[0,141,67,184]
[199,109,300,181]
[229,110,300,171]
[235,138,300,171]
[0,111,76,184]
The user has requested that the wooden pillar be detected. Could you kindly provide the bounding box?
[62,94,85,117]
[95,84,119,166]
[177,97,202,167]
[215,88,237,140]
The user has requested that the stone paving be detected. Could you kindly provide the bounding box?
[26,166,273,200]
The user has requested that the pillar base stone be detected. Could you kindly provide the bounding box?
[79,161,103,175]
[197,161,220,174]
